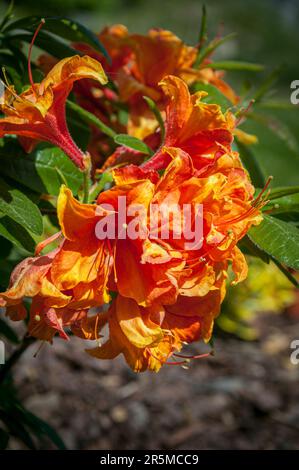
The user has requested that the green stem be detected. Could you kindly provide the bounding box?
[82,168,90,204]
[88,172,113,203]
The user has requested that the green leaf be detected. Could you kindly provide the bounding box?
[143,96,165,141]
[0,139,83,196]
[88,172,113,202]
[19,408,66,449]
[207,61,264,72]
[248,111,298,154]
[235,139,266,188]
[195,32,237,67]
[239,234,270,264]
[265,194,299,223]
[4,16,110,61]
[5,31,80,60]
[0,318,19,344]
[256,100,295,111]
[0,52,24,75]
[267,186,299,201]
[191,82,231,110]
[0,215,36,253]
[66,104,91,151]
[114,134,154,156]
[252,66,283,103]
[198,4,207,45]
[248,214,299,270]
[0,428,9,449]
[240,108,299,188]
[66,100,116,138]
[271,258,299,288]
[0,0,14,32]
[0,178,43,236]
[0,410,37,450]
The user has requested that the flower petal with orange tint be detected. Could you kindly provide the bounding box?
[57,185,98,241]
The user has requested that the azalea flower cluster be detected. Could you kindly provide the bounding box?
[0,25,264,371]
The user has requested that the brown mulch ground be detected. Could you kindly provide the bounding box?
[10,313,299,450]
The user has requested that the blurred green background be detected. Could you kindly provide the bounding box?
[1,0,298,82]
[1,0,298,186]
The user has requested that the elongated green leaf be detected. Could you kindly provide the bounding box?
[235,139,266,188]
[0,52,23,74]
[114,134,154,156]
[0,0,14,32]
[0,139,83,196]
[0,410,36,450]
[66,100,116,138]
[238,234,270,263]
[5,31,80,59]
[4,16,109,60]
[0,318,19,344]
[252,66,282,102]
[17,407,66,449]
[198,5,207,45]
[0,215,36,252]
[265,194,299,223]
[207,61,264,72]
[240,108,299,188]
[143,96,165,141]
[248,111,298,154]
[271,258,299,288]
[195,32,237,67]
[0,178,43,236]
[256,100,295,111]
[248,214,299,270]
[267,186,299,201]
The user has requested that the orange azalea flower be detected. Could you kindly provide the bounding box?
[115,28,197,139]
[117,28,197,99]
[0,144,262,369]
[142,75,235,171]
[103,27,237,138]
[87,147,263,370]
[0,250,73,340]
[0,244,110,343]
[0,54,107,169]
[38,27,238,148]
[87,281,226,372]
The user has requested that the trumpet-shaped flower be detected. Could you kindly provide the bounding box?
[0,55,107,169]
[142,75,235,171]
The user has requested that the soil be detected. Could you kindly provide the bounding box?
[9,313,299,450]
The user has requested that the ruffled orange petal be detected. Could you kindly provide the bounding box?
[40,55,107,96]
[57,185,97,240]
[115,295,163,348]
[230,246,248,285]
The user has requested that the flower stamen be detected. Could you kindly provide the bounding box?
[28,19,46,96]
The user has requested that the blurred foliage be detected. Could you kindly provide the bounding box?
[10,0,142,15]
[4,0,297,85]
[0,376,66,449]
[218,257,297,340]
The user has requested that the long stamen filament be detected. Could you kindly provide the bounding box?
[28,19,45,95]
